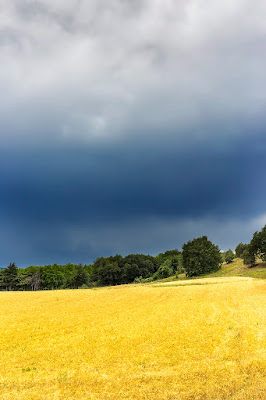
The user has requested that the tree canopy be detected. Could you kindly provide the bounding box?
[182,236,222,277]
[224,249,235,264]
[2,262,18,291]
[249,225,266,261]
[235,243,248,258]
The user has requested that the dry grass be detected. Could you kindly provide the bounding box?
[0,278,265,399]
[152,276,254,287]
[203,258,266,280]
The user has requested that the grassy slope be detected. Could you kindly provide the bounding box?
[202,258,266,279]
[157,258,266,283]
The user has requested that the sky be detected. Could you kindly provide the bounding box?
[1,0,266,267]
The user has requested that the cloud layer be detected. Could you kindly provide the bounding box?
[1,1,266,265]
[2,0,266,145]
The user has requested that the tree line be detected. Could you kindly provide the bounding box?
[0,250,183,291]
[1,225,265,291]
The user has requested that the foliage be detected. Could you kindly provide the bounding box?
[41,264,65,289]
[224,249,235,264]
[123,254,157,281]
[197,257,266,279]
[242,248,256,267]
[235,242,248,258]
[0,251,166,290]
[155,250,181,272]
[17,266,41,290]
[134,276,154,283]
[91,255,123,285]
[63,263,89,289]
[91,254,158,286]
[2,262,18,290]
[249,225,266,261]
[153,259,173,280]
[182,236,222,277]
[0,269,4,289]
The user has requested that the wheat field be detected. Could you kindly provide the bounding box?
[0,278,265,399]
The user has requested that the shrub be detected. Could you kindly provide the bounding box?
[153,260,173,280]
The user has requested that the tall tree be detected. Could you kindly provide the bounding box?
[70,264,88,289]
[41,264,64,289]
[225,249,235,264]
[182,236,222,277]
[235,243,248,258]
[3,262,18,291]
[249,225,266,261]
[0,269,4,290]
[29,270,41,291]
[242,247,256,267]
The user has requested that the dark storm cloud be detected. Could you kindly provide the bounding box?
[1,127,266,265]
[1,1,266,265]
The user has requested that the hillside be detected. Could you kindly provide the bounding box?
[200,258,266,279]
[170,258,266,281]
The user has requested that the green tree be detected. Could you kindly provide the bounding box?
[97,262,121,286]
[91,254,157,285]
[182,236,222,277]
[225,249,235,264]
[91,255,123,285]
[70,264,88,289]
[235,243,248,258]
[122,254,157,281]
[155,250,180,270]
[17,266,41,290]
[41,264,64,289]
[249,225,266,261]
[3,262,18,290]
[122,263,140,283]
[153,259,173,280]
[242,248,256,267]
[0,269,4,290]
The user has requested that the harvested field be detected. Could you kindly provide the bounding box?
[0,278,265,399]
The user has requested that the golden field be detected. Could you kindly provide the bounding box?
[0,277,265,399]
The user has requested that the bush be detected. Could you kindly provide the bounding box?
[78,284,90,289]
[153,260,173,280]
[134,276,154,283]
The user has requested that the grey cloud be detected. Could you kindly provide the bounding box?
[1,1,266,146]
